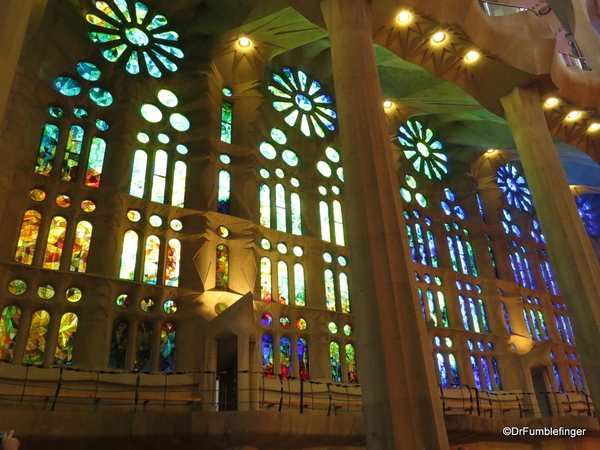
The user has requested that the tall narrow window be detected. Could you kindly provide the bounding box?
[109,318,129,369]
[537,311,549,339]
[455,236,469,274]
[35,124,60,175]
[470,355,482,389]
[339,273,351,314]
[447,236,459,271]
[70,221,93,272]
[329,342,342,382]
[61,125,84,181]
[523,309,534,339]
[151,150,168,203]
[55,312,78,364]
[478,299,490,333]
[280,337,292,378]
[43,216,67,270]
[319,201,331,242]
[552,364,564,393]
[436,353,449,388]
[448,354,460,386]
[260,257,272,301]
[261,335,274,375]
[294,263,306,306]
[529,309,542,341]
[215,244,229,290]
[220,102,233,143]
[15,210,42,265]
[501,302,512,333]
[415,223,428,265]
[134,322,153,371]
[0,306,21,361]
[346,343,358,383]
[491,358,502,390]
[438,292,449,327]
[171,161,186,207]
[143,235,161,284]
[23,310,50,365]
[217,170,231,214]
[130,150,148,198]
[160,323,176,371]
[277,261,289,304]
[119,230,139,280]
[407,225,417,262]
[332,200,345,246]
[85,137,107,187]
[427,290,438,326]
[259,184,271,227]
[561,316,573,345]
[291,193,302,235]
[488,246,499,278]
[165,238,181,287]
[469,298,481,333]
[459,296,470,330]
[554,314,566,343]
[324,269,336,311]
[275,183,286,232]
[466,242,479,276]
[426,231,439,267]
[298,338,309,379]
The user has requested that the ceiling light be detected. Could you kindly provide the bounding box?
[238,37,252,48]
[544,97,558,107]
[566,111,581,120]
[465,51,480,62]
[431,32,446,44]
[486,149,495,153]
[397,11,412,23]
[588,123,600,131]
[383,101,393,109]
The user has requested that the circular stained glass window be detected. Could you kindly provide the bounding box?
[54,77,81,96]
[48,106,64,118]
[176,144,188,155]
[157,89,178,107]
[140,298,155,312]
[81,200,96,212]
[318,186,327,195]
[405,175,417,189]
[277,243,288,254]
[282,150,299,167]
[259,142,277,160]
[325,147,340,163]
[296,318,307,330]
[260,238,271,250]
[222,87,233,97]
[328,322,338,334]
[454,206,466,219]
[77,61,102,81]
[220,154,231,164]
[323,253,332,263]
[38,284,55,299]
[89,87,113,107]
[336,167,344,182]
[170,113,190,131]
[444,188,456,202]
[415,193,427,207]
[332,186,340,195]
[434,276,442,286]
[217,226,229,237]
[467,340,474,350]
[141,104,163,122]
[293,246,303,257]
[261,313,273,326]
[74,108,89,119]
[96,119,109,131]
[116,294,131,308]
[170,219,183,231]
[149,215,163,227]
[477,341,485,351]
[400,188,412,202]
[158,133,170,144]
[271,128,287,145]
[29,189,46,202]
[260,169,270,179]
[434,336,442,347]
[343,324,352,336]
[163,300,177,314]
[290,178,300,187]
[66,287,82,303]
[215,303,227,314]
[317,161,332,177]
[56,195,71,208]
[137,132,150,143]
[279,316,291,328]
[127,210,141,222]
[338,256,347,266]
[445,337,453,347]
[275,168,285,178]
[8,280,27,296]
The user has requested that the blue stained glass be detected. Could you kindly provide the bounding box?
[561,316,573,345]
[261,335,274,375]
[54,77,81,96]
[438,292,449,327]
[147,14,168,31]
[554,314,566,343]
[89,87,114,106]
[406,225,417,262]
[567,317,576,344]
[448,354,460,387]
[126,51,141,74]
[455,236,469,275]
[95,120,109,131]
[427,231,438,267]
[447,236,459,272]
[502,302,512,334]
[569,367,577,390]
[48,106,64,117]
[476,193,485,222]
[471,356,482,389]
[469,298,481,333]
[537,311,549,339]
[76,62,102,81]
[481,358,493,390]
[478,299,490,333]
[466,241,478,277]
[135,2,149,24]
[575,367,585,391]
[459,296,470,330]
[523,309,533,339]
[73,108,88,118]
[553,364,564,393]
[529,309,542,341]
[491,358,502,390]
[523,257,536,290]
[436,353,449,388]
[415,223,427,265]
[217,170,231,214]
[35,124,60,176]
[154,31,179,41]
[426,290,437,326]
[444,188,455,201]
[143,52,162,78]
[418,288,427,321]
[454,206,466,219]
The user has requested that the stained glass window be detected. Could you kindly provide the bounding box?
[481,358,493,390]
[218,170,231,214]
[35,124,60,176]
[262,334,274,375]
[448,354,460,387]
[84,137,107,187]
[15,210,41,265]
[553,364,564,393]
[554,314,566,343]
[478,299,490,333]
[143,235,160,284]
[320,201,331,242]
[215,244,229,290]
[172,161,186,207]
[397,120,448,179]
[426,290,438,326]
[134,322,153,371]
[438,292,449,327]
[160,323,176,371]
[259,184,271,227]
[43,216,67,270]
[260,257,272,301]
[70,221,93,272]
[471,355,482,389]
[346,343,358,383]
[0,306,21,361]
[275,183,286,232]
[109,318,129,369]
[496,163,533,213]
[119,230,138,280]
[280,337,292,378]
[221,102,233,143]
[298,338,309,379]
[165,238,180,287]
[436,353,449,388]
[61,125,84,181]
[339,272,350,314]
[291,193,302,235]
[54,312,78,364]
[23,310,50,365]
[446,236,459,272]
[277,261,289,304]
[491,357,502,390]
[330,342,342,382]
[294,263,306,306]
[332,200,345,246]
[325,269,336,311]
[459,296,470,330]
[130,150,147,197]
[502,302,512,334]
[151,150,168,203]
[426,231,438,267]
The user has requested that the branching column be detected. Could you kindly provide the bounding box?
[320,0,448,448]
[501,84,600,420]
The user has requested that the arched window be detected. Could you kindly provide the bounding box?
[215,244,229,290]
[130,150,148,198]
[85,137,107,187]
[448,354,460,387]
[346,343,358,383]
[275,183,286,232]
[165,238,181,287]
[436,353,449,388]
[502,302,512,334]
[61,125,84,181]
[217,170,231,214]
[55,312,78,364]
[319,201,331,242]
[151,150,168,203]
[220,102,233,143]
[172,161,186,207]
[160,323,176,371]
[134,322,153,371]
[491,357,502,390]
[35,124,60,176]
[23,310,50,365]
[70,220,93,272]
[143,235,161,284]
[470,355,482,389]
[324,269,336,311]
[280,337,292,377]
[466,242,479,276]
[290,192,302,235]
[481,358,493,390]
[119,230,139,280]
[43,216,67,270]
[259,184,271,227]
[459,296,470,331]
[437,292,449,327]
[260,257,272,301]
[0,306,21,361]
[339,273,350,313]
[277,261,289,304]
[332,200,345,246]
[329,342,342,382]
[109,318,128,369]
[469,298,481,333]
[15,210,42,265]
[261,335,274,375]
[552,364,564,393]
[446,236,459,272]
[426,231,439,267]
[294,263,305,306]
[298,338,309,379]
[478,299,490,333]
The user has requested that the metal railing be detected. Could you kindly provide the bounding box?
[478,0,533,17]
[558,52,592,71]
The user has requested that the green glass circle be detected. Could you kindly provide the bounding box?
[157,89,179,107]
[164,300,177,314]
[38,284,55,299]
[66,287,82,303]
[260,238,271,250]
[169,113,190,131]
[125,27,150,46]
[328,322,338,334]
[116,294,131,308]
[343,324,352,336]
[141,104,163,123]
[8,279,27,296]
[270,128,287,145]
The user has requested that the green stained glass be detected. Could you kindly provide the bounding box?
[89,87,113,107]
[215,244,229,290]
[8,280,27,295]
[60,125,84,182]
[346,344,358,383]
[154,30,179,41]
[77,61,102,81]
[48,106,63,118]
[291,193,302,235]
[159,323,176,371]
[0,306,21,361]
[277,261,289,304]
[152,50,178,72]
[143,52,162,77]
[155,43,184,59]
[147,14,168,31]
[340,272,350,313]
[260,257,272,301]
[134,2,149,24]
[70,221,93,273]
[89,31,120,43]
[170,113,190,131]
[294,263,305,306]
[328,322,338,334]
[113,0,132,21]
[86,13,119,29]
[330,342,342,382]
[217,170,230,214]
[43,216,67,270]
[125,27,149,45]
[165,239,180,287]
[270,128,287,144]
[126,51,140,74]
[102,44,128,62]
[221,102,233,143]
[143,235,160,284]
[151,150,168,203]
[325,269,336,311]
[130,150,147,197]
[96,120,109,131]
[259,184,271,227]
[275,183,286,232]
[73,108,88,119]
[158,89,178,107]
[137,132,149,143]
[282,150,299,167]
[119,230,138,280]
[319,201,331,242]
[54,77,81,96]
[35,124,60,176]
[54,312,78,364]
[23,310,50,365]
[85,137,106,187]
[172,161,186,207]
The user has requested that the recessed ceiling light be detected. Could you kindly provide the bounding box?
[397,11,412,23]
[566,111,581,120]
[588,123,600,131]
[238,37,252,48]
[383,101,393,109]
[431,32,446,44]
[465,51,480,62]
[544,97,558,107]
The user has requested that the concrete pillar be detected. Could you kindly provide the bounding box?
[320,1,449,448]
[237,333,250,411]
[501,84,600,421]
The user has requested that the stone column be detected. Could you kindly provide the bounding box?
[501,84,600,419]
[320,1,449,448]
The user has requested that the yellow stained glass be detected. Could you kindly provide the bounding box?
[23,310,50,365]
[70,221,93,272]
[0,306,21,361]
[43,216,67,270]
[55,312,78,364]
[15,210,41,265]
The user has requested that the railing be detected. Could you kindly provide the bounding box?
[478,0,534,17]
[558,52,592,71]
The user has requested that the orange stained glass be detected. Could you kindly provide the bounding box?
[23,310,50,365]
[56,195,71,208]
[70,221,93,272]
[215,244,229,290]
[29,189,46,202]
[143,235,160,284]
[43,216,67,270]
[15,210,42,265]
[260,257,272,301]
[0,305,21,361]
[81,200,96,212]
[165,238,180,287]
[55,312,78,364]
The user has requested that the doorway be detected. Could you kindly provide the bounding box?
[216,336,238,411]
[531,369,552,417]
